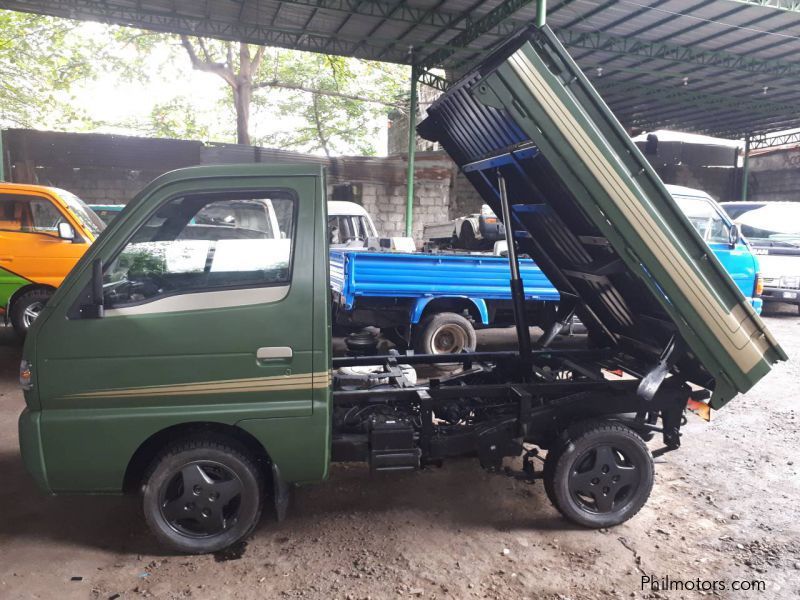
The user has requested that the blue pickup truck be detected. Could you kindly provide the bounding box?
[330,184,763,356]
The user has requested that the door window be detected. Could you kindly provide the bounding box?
[103,193,295,308]
[673,195,730,244]
[0,194,66,235]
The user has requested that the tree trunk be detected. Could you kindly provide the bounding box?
[233,82,252,146]
[235,44,254,146]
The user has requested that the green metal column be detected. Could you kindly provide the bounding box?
[536,0,547,27]
[741,135,751,201]
[405,65,419,237]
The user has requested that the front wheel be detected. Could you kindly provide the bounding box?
[543,421,654,528]
[142,438,264,554]
[10,288,52,338]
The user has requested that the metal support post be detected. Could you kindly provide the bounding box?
[536,0,547,28]
[741,135,751,201]
[405,65,420,237]
[497,170,532,370]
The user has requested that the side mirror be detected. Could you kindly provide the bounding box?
[79,258,105,319]
[58,222,75,240]
[728,223,742,247]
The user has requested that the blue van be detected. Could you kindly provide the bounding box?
[667,185,762,314]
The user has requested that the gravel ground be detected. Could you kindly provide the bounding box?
[0,309,797,600]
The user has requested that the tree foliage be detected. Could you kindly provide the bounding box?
[176,36,409,154]
[1,11,410,155]
[0,11,104,128]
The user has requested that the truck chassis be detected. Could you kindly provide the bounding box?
[330,346,691,526]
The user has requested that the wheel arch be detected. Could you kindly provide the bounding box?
[5,283,56,319]
[122,421,273,494]
[411,296,488,326]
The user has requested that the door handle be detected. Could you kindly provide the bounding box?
[257,346,293,361]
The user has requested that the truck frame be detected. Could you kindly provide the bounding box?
[19,26,784,555]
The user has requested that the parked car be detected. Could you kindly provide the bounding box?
[1,183,105,336]
[722,201,800,312]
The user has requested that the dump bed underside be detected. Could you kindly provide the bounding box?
[418,25,785,408]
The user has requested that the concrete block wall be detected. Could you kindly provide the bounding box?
[747,145,800,202]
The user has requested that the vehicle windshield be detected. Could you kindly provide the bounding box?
[328,215,377,244]
[57,190,106,236]
[730,204,800,247]
[673,195,730,243]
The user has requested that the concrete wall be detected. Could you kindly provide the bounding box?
[1,129,460,241]
[746,145,800,202]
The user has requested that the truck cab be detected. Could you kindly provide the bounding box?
[667,185,762,314]
[1,183,105,336]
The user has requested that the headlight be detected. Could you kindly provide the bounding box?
[780,276,799,289]
[19,360,33,391]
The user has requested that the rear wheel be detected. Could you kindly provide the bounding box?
[142,437,264,554]
[413,312,476,355]
[10,288,52,338]
[543,421,653,528]
[412,312,477,372]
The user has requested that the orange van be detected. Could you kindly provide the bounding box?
[0,182,105,336]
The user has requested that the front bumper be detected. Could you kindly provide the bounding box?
[18,408,51,493]
[762,287,800,305]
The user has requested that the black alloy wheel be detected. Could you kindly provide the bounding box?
[543,421,654,528]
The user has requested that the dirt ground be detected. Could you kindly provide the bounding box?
[0,310,798,600]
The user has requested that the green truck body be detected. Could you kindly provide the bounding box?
[19,26,784,554]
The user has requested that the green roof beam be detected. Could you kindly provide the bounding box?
[751,130,800,149]
[557,30,800,79]
[418,69,449,92]
[422,0,534,67]
[728,0,800,11]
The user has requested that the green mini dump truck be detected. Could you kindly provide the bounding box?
[18,26,785,554]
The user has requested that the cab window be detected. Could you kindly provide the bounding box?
[103,192,295,308]
[0,194,66,235]
[674,195,730,244]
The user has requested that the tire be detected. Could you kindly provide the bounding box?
[413,311,476,355]
[458,221,481,250]
[412,312,477,372]
[10,288,52,338]
[142,437,264,554]
[542,420,653,529]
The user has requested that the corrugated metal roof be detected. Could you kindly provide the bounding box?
[2,0,799,137]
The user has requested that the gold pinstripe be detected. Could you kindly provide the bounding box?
[507,51,770,373]
[66,370,331,399]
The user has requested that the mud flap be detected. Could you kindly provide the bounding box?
[272,463,290,522]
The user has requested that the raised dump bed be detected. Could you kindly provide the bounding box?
[418,25,785,408]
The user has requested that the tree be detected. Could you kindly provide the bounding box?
[177,36,408,153]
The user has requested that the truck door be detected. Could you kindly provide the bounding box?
[34,175,328,491]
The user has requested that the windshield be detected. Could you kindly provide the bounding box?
[731,204,800,246]
[57,190,106,237]
[328,215,377,244]
[673,195,730,244]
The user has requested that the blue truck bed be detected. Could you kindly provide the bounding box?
[330,249,559,327]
